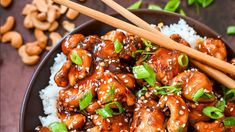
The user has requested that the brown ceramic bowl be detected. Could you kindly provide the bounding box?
[20,10,235,131]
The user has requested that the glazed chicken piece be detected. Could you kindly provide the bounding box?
[54,60,72,87]
[194,120,224,132]
[80,35,101,50]
[196,38,227,61]
[86,100,101,114]
[57,65,104,111]
[225,126,235,132]
[116,73,136,89]
[147,48,188,85]
[61,34,85,55]
[159,94,189,132]
[58,113,86,130]
[68,48,92,86]
[171,69,215,103]
[101,30,125,42]
[224,101,235,117]
[170,34,190,47]
[90,114,129,132]
[94,40,118,59]
[187,101,217,125]
[97,71,135,106]
[130,100,165,132]
[120,35,144,60]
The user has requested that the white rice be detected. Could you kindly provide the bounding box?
[38,19,203,126]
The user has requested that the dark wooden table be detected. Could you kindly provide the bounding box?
[0,0,234,131]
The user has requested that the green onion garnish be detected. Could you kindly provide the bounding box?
[202,106,224,119]
[201,92,214,99]
[224,89,235,102]
[71,52,82,65]
[179,9,187,16]
[114,39,123,53]
[48,122,68,132]
[127,0,142,10]
[147,4,162,10]
[133,65,151,79]
[178,54,189,67]
[164,0,180,12]
[96,102,124,118]
[187,0,196,5]
[155,85,181,95]
[136,86,148,97]
[192,88,205,101]
[223,117,235,126]
[215,98,226,112]
[132,50,144,58]
[143,39,153,48]
[106,84,115,103]
[79,91,93,110]
[227,26,235,35]
[143,62,156,86]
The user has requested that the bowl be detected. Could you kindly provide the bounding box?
[20,10,235,131]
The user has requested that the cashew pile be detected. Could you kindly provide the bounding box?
[1,0,82,65]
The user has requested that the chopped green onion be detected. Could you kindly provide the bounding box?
[79,91,93,110]
[143,39,153,48]
[127,0,142,10]
[155,85,181,95]
[96,107,113,118]
[114,39,123,53]
[192,88,205,101]
[147,4,162,10]
[132,50,144,58]
[143,63,156,86]
[136,86,148,97]
[215,98,226,112]
[164,0,180,12]
[224,89,235,102]
[106,84,115,103]
[71,52,82,65]
[133,65,150,79]
[223,117,235,126]
[105,102,124,115]
[201,92,214,99]
[202,106,224,119]
[136,54,150,64]
[179,9,187,16]
[178,54,189,67]
[48,122,68,132]
[96,102,124,118]
[227,26,235,35]
[187,0,196,5]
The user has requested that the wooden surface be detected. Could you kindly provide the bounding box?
[0,0,234,131]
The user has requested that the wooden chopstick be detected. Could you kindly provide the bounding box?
[101,0,235,88]
[52,0,235,77]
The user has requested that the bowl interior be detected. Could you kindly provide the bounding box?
[20,10,235,132]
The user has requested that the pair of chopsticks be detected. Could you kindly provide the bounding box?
[52,0,235,88]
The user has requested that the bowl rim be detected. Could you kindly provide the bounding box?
[19,9,233,131]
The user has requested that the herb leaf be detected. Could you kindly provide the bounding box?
[148,4,162,10]
[114,39,123,53]
[71,52,83,65]
[164,0,181,12]
[128,0,142,10]
[227,26,235,35]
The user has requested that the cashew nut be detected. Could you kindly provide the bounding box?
[34,29,48,49]
[2,31,23,49]
[18,45,40,65]
[66,8,79,20]
[47,6,57,23]
[46,32,62,50]
[62,20,75,32]
[48,21,59,32]
[24,13,34,29]
[0,0,12,7]
[22,4,37,15]
[60,5,68,14]
[37,12,47,21]
[0,16,15,34]
[31,14,51,30]
[25,41,43,56]
[33,0,48,13]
